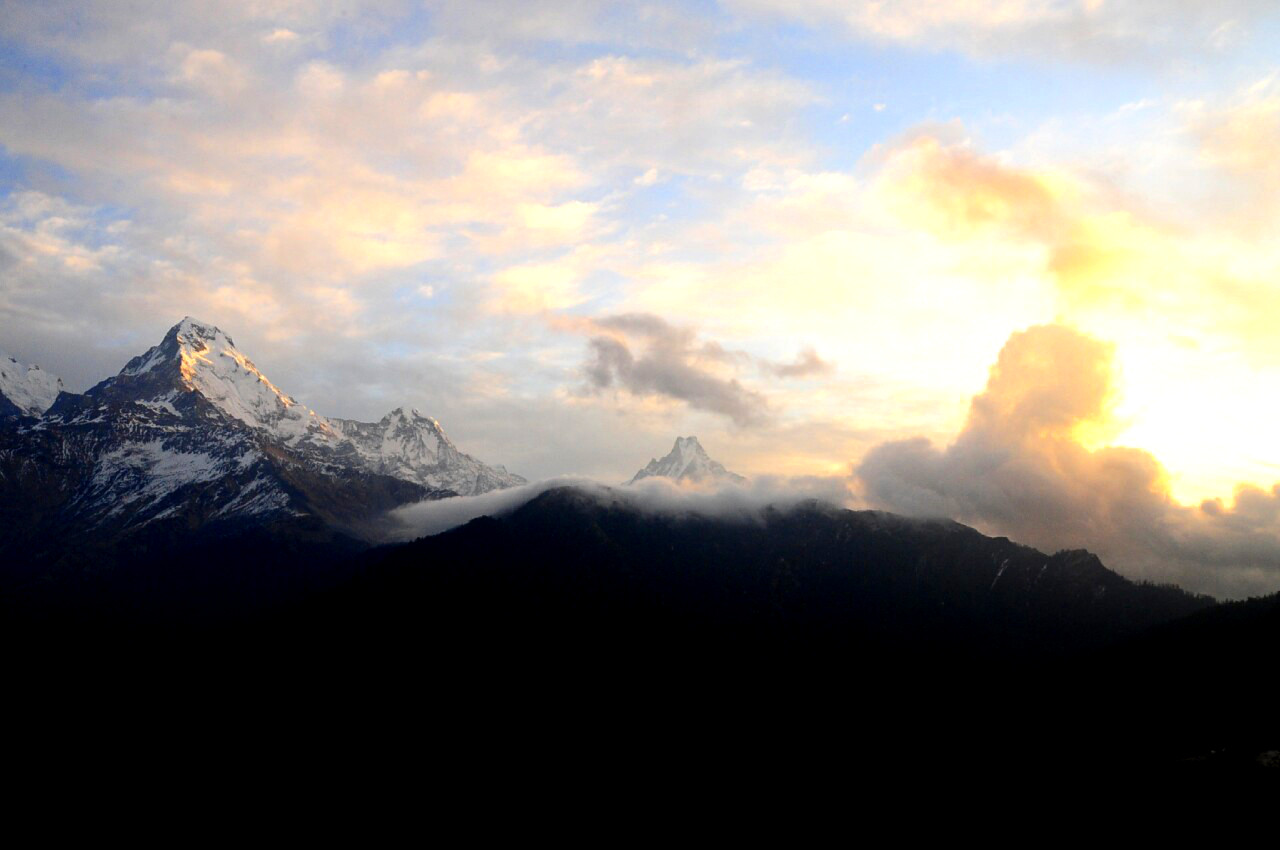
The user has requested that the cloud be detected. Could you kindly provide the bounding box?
[0,67,593,293]
[871,127,1280,370]
[871,132,1147,317]
[263,28,300,44]
[579,313,771,427]
[875,134,1066,241]
[174,47,248,98]
[387,473,852,541]
[724,0,1279,64]
[618,153,1061,439]
[0,1,818,376]
[537,55,817,175]
[857,324,1280,599]
[488,247,599,313]
[0,2,415,69]
[1183,76,1280,203]
[762,347,836,379]
[0,11,617,408]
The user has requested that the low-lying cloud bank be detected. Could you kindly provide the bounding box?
[387,474,852,542]
[857,324,1280,600]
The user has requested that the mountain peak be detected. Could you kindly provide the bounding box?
[673,435,708,459]
[175,316,225,339]
[386,405,428,420]
[91,317,331,444]
[0,348,65,417]
[337,404,524,495]
[74,317,524,497]
[627,436,745,486]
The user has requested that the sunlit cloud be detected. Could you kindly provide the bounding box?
[858,324,1280,599]
[725,0,1278,63]
[1182,75,1280,212]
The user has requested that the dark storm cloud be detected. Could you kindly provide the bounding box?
[856,324,1280,599]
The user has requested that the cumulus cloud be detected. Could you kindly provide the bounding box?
[580,313,770,427]
[387,473,852,541]
[857,324,1280,599]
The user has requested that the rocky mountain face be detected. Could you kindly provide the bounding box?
[88,318,523,495]
[1,350,64,419]
[627,435,745,485]
[0,318,523,579]
[333,407,522,497]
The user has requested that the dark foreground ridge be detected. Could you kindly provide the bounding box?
[6,485,1277,778]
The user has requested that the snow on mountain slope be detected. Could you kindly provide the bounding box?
[0,318,530,556]
[84,317,523,497]
[334,408,525,496]
[76,435,286,527]
[109,317,342,447]
[627,436,745,485]
[0,350,64,417]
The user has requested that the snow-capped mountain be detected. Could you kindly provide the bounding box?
[0,350,64,418]
[627,436,745,485]
[334,407,522,496]
[100,316,341,448]
[82,317,522,496]
[0,318,523,554]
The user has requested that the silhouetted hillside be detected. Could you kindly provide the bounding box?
[8,485,1276,776]
[317,487,1210,665]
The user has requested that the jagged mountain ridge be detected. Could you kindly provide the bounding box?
[0,318,523,572]
[1,349,64,419]
[97,318,338,446]
[627,436,745,485]
[333,407,522,497]
[89,318,525,496]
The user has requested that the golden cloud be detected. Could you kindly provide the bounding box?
[858,324,1280,599]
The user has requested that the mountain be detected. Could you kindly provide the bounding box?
[333,407,522,496]
[627,435,745,485]
[7,477,1269,774]
[87,318,524,496]
[0,317,523,598]
[0,350,64,419]
[203,484,1232,772]
[355,486,1211,660]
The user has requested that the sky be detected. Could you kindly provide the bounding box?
[4,1,1280,596]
